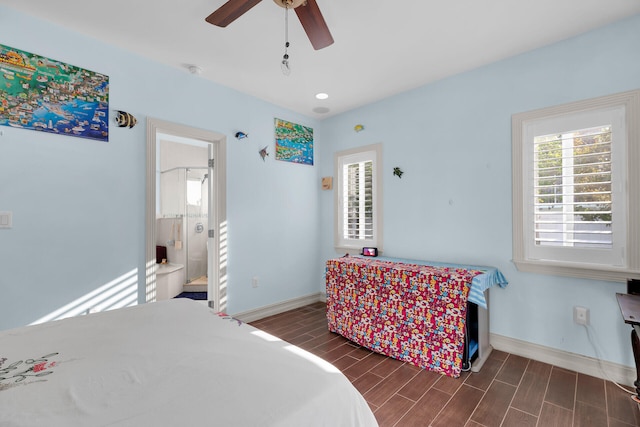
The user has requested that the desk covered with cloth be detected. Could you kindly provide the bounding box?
[325,256,508,378]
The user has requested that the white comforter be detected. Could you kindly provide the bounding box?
[0,299,378,426]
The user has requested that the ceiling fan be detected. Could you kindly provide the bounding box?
[205,0,334,50]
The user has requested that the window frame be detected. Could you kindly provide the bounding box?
[512,89,640,281]
[334,143,383,252]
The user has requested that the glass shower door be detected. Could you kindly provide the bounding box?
[185,168,208,286]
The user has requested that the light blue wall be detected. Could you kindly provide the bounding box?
[2,4,639,371]
[318,14,640,368]
[0,6,321,329]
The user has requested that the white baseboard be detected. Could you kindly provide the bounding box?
[232,292,324,323]
[491,333,636,388]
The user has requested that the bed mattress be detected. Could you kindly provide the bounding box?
[0,299,377,426]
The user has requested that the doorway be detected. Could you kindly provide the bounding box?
[145,118,227,313]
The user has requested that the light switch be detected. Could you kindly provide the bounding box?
[0,211,12,229]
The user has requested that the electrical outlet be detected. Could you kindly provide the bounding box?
[252,277,259,288]
[573,306,589,325]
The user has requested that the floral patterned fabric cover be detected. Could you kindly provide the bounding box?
[326,256,482,378]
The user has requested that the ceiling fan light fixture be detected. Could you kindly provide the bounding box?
[273,0,305,9]
[206,0,333,50]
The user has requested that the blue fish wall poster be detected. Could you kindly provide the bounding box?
[0,43,109,142]
[274,118,313,166]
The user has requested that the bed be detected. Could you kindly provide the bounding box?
[0,299,377,427]
[326,255,508,378]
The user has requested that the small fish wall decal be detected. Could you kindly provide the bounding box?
[354,124,364,132]
[393,167,404,178]
[235,131,248,140]
[259,146,269,161]
[115,111,137,128]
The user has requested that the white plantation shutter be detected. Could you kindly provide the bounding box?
[533,126,613,249]
[343,160,373,240]
[335,144,382,250]
[524,107,626,267]
[513,90,640,281]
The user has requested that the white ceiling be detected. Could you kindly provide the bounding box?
[3,0,640,119]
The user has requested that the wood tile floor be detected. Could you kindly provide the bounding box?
[249,302,640,427]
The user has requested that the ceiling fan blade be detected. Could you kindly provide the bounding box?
[294,0,334,50]
[205,0,263,27]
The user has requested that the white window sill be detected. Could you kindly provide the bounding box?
[513,259,640,282]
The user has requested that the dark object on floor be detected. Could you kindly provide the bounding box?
[174,292,207,300]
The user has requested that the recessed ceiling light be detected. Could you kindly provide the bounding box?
[315,93,329,100]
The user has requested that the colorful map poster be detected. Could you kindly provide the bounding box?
[0,44,109,142]
[275,118,313,165]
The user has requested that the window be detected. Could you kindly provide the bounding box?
[512,90,640,281]
[334,144,383,251]
[186,179,202,206]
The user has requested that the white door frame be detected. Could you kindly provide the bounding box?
[145,118,227,312]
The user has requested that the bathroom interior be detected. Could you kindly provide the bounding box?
[156,137,210,301]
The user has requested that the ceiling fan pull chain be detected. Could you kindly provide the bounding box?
[281,6,291,75]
